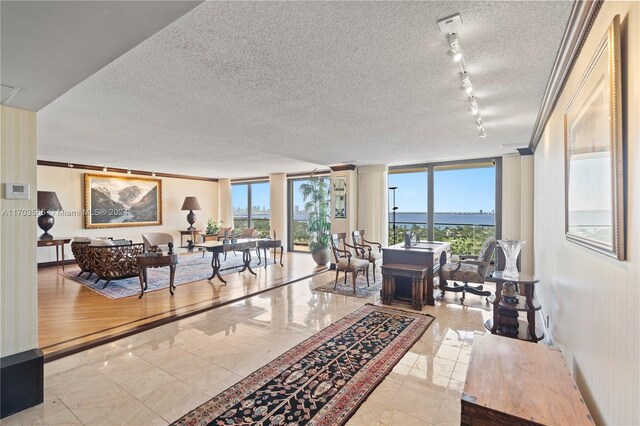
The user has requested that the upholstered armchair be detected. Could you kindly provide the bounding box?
[351,230,382,283]
[330,233,369,294]
[71,240,93,278]
[439,237,496,303]
[240,228,259,238]
[87,242,145,288]
[142,232,174,253]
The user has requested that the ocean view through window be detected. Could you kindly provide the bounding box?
[389,160,499,254]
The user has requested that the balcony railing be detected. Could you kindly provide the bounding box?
[389,221,495,254]
[232,217,271,238]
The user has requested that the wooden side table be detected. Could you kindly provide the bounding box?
[485,271,544,342]
[178,230,201,248]
[256,239,283,268]
[136,254,179,298]
[37,237,72,270]
[380,263,429,311]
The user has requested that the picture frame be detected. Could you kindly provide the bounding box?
[564,15,624,260]
[84,173,162,229]
[333,177,347,219]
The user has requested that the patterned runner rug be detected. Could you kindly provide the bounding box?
[59,252,260,299]
[173,304,435,426]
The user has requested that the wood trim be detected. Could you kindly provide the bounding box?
[329,164,357,171]
[528,0,603,153]
[37,160,219,182]
[37,259,76,269]
[231,176,269,183]
[286,170,330,179]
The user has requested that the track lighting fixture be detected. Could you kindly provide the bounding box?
[447,33,462,62]
[102,166,107,172]
[468,96,479,115]
[437,13,486,138]
[67,162,74,168]
[127,169,131,175]
[460,72,473,94]
[151,171,156,177]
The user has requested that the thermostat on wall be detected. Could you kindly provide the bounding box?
[4,182,31,199]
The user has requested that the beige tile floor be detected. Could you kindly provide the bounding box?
[4,274,494,425]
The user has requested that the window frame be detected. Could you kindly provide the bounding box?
[231,180,270,230]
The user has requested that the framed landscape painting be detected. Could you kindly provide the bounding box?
[84,174,162,229]
[564,15,624,260]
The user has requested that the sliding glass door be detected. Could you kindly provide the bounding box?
[232,181,270,237]
[287,175,330,251]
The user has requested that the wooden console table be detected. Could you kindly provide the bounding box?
[193,239,259,284]
[381,241,450,307]
[37,237,72,270]
[462,333,594,425]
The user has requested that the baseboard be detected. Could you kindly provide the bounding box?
[37,259,76,269]
[0,349,44,419]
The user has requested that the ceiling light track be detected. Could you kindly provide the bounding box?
[437,13,486,139]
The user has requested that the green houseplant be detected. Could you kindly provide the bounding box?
[206,218,221,235]
[299,171,332,265]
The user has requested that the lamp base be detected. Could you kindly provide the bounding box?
[38,212,55,240]
[186,210,196,231]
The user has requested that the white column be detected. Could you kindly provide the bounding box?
[269,173,288,251]
[520,155,534,273]
[357,165,389,247]
[218,178,234,229]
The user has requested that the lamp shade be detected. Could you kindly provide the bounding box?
[37,191,63,211]
[181,196,201,211]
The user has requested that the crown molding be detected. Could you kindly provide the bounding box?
[37,160,218,182]
[528,0,603,153]
[329,164,357,172]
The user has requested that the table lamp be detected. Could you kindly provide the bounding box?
[181,196,201,231]
[37,191,63,239]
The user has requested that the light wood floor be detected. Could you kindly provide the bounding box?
[38,252,327,359]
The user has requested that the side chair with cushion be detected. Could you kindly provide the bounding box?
[330,233,370,294]
[439,237,496,303]
[142,232,174,253]
[351,230,382,283]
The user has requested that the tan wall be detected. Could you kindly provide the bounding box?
[1,106,38,357]
[37,165,219,263]
[534,1,639,424]
[502,154,534,272]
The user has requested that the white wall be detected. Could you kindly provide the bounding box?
[534,1,639,424]
[37,165,219,262]
[1,106,38,357]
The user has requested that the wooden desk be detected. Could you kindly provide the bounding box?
[462,333,594,426]
[193,239,260,284]
[178,230,201,248]
[381,241,450,306]
[37,237,72,270]
[136,254,179,298]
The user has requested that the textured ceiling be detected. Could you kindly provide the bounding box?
[36,1,573,178]
[1,1,202,111]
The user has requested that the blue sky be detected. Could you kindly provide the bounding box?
[232,182,270,212]
[390,167,495,213]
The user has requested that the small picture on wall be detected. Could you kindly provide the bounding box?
[84,174,162,229]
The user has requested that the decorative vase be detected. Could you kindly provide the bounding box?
[498,240,525,279]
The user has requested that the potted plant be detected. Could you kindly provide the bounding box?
[206,218,221,236]
[300,171,332,265]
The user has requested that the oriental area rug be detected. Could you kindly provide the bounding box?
[312,271,383,298]
[173,304,435,426]
[60,253,260,299]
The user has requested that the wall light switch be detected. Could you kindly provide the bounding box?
[4,183,31,199]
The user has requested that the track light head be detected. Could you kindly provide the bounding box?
[479,128,487,138]
[475,118,484,129]
[447,33,462,62]
[459,71,473,94]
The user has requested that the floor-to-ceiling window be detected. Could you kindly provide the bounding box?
[232,181,270,236]
[389,158,501,254]
[287,175,330,251]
